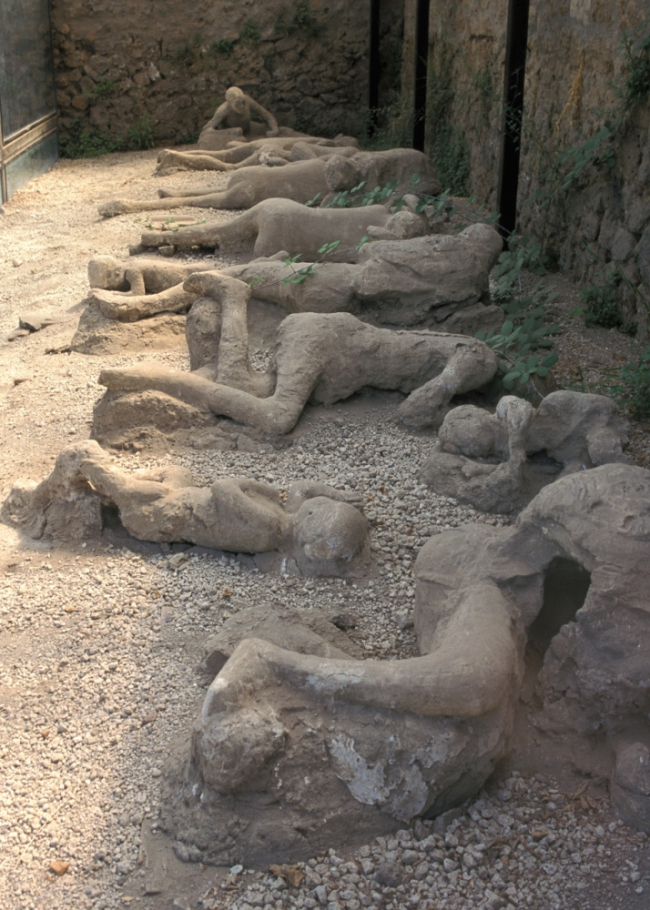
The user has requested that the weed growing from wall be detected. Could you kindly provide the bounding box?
[126,115,155,151]
[83,77,118,100]
[357,105,413,150]
[210,39,234,56]
[275,1,319,37]
[423,34,501,196]
[611,346,650,419]
[59,121,122,158]
[240,19,261,44]
[60,114,155,158]
[579,272,623,329]
[426,38,470,195]
[171,32,202,67]
[620,29,650,110]
[514,21,650,340]
[523,24,650,229]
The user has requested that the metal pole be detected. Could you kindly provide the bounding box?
[496,0,531,239]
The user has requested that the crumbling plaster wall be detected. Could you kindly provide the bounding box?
[401,0,650,311]
[50,0,402,145]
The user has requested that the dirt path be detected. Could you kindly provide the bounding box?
[0,151,647,910]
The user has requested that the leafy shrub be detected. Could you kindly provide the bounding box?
[240,19,261,44]
[321,179,406,209]
[475,235,561,398]
[275,1,318,37]
[60,115,155,158]
[476,320,559,392]
[126,115,155,150]
[177,131,199,145]
[622,30,650,110]
[210,38,234,55]
[579,273,622,329]
[59,121,122,158]
[84,77,118,100]
[611,346,650,419]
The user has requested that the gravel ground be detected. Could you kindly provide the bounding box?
[0,149,648,910]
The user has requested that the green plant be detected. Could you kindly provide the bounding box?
[490,236,550,299]
[292,1,317,32]
[476,320,559,393]
[475,235,561,398]
[611,346,650,419]
[522,21,650,253]
[249,237,370,291]
[580,245,650,337]
[357,103,413,151]
[579,272,622,329]
[59,120,122,158]
[177,130,199,145]
[322,176,428,211]
[473,66,496,113]
[556,126,616,193]
[172,33,202,66]
[210,38,234,56]
[281,254,316,284]
[275,1,318,37]
[426,42,471,195]
[621,29,650,110]
[126,114,155,150]
[84,77,118,100]
[240,19,261,44]
[322,179,405,209]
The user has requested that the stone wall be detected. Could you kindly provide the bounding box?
[50,0,402,147]
[522,0,650,310]
[400,0,650,321]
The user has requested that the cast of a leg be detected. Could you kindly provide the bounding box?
[100,147,439,217]
[202,582,518,720]
[137,199,426,261]
[97,303,498,435]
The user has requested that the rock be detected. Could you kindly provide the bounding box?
[92,390,216,449]
[167,552,189,570]
[611,227,636,262]
[374,859,402,887]
[19,311,71,332]
[70,299,187,355]
[49,860,70,876]
[626,197,650,234]
[611,743,650,833]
